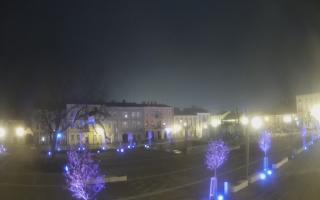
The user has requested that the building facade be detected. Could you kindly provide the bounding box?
[60,102,174,148]
[173,113,210,138]
[296,92,320,128]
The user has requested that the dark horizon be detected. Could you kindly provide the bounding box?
[1,0,320,117]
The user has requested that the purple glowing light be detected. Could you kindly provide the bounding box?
[205,140,229,172]
[64,151,105,200]
[259,131,271,154]
[64,165,69,173]
[0,145,6,153]
[260,173,266,180]
[57,133,62,139]
[128,133,133,144]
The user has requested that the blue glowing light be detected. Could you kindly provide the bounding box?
[57,147,61,151]
[144,144,150,149]
[128,145,131,149]
[209,177,217,198]
[267,170,272,175]
[64,165,69,173]
[97,150,100,154]
[48,151,52,157]
[102,146,106,150]
[260,173,266,180]
[217,194,224,200]
[116,149,119,152]
[57,133,62,139]
[304,146,307,150]
[120,148,124,153]
[224,181,229,195]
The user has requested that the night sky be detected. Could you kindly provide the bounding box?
[1,0,320,117]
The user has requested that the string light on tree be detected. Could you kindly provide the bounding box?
[205,140,229,199]
[64,151,105,200]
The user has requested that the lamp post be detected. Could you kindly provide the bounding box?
[241,116,263,182]
[240,116,250,182]
[183,122,188,150]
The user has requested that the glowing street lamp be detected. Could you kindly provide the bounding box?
[251,116,263,129]
[283,115,292,124]
[240,116,249,126]
[16,127,24,137]
[0,128,6,138]
[211,119,221,128]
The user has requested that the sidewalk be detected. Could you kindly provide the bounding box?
[233,142,320,200]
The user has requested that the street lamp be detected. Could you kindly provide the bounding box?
[240,116,249,126]
[251,116,263,130]
[283,115,292,124]
[0,128,6,138]
[240,116,250,182]
[211,119,221,128]
[16,127,24,137]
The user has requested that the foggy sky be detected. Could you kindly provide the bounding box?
[1,0,320,116]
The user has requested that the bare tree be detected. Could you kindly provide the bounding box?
[34,104,85,151]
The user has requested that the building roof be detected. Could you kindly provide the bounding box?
[174,106,208,115]
[104,101,171,108]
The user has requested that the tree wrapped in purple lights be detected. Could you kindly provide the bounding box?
[205,140,229,199]
[259,131,271,171]
[259,131,271,155]
[65,151,105,200]
[205,140,229,175]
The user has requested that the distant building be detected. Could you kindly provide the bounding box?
[174,111,211,139]
[296,92,320,128]
[259,113,298,134]
[64,102,174,148]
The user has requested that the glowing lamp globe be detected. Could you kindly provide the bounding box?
[16,127,24,137]
[251,116,263,129]
[0,128,6,138]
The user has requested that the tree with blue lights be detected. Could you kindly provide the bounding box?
[65,150,105,200]
[206,140,229,176]
[259,131,271,171]
[205,140,229,199]
[259,131,271,156]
